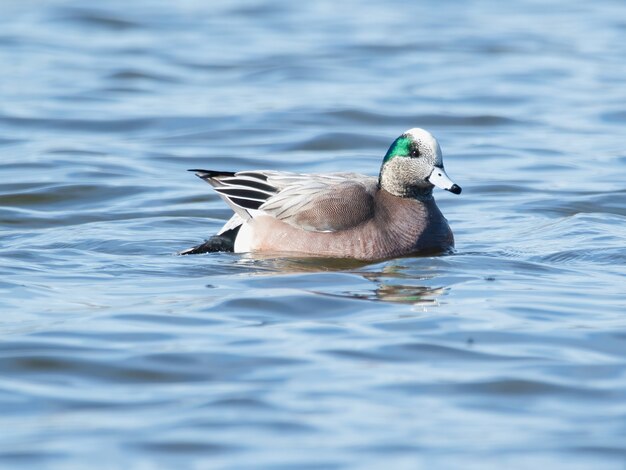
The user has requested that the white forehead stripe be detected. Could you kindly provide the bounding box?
[404,128,443,165]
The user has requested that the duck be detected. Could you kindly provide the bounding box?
[181,128,461,260]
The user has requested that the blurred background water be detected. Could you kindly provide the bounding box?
[1,0,626,468]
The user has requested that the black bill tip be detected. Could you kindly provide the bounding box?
[448,184,462,195]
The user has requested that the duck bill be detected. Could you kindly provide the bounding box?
[428,167,462,195]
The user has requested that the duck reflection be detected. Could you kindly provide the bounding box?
[353,280,445,305]
[332,266,446,305]
[234,254,448,305]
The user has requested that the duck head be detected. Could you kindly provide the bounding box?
[379,128,461,199]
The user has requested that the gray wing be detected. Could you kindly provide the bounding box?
[261,172,378,232]
[191,169,378,232]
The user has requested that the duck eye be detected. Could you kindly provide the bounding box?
[410,149,420,158]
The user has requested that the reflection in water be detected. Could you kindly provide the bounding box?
[332,266,446,305]
[318,282,446,305]
[236,253,372,271]
[359,281,445,305]
[236,254,448,305]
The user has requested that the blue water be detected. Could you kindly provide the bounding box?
[1,0,626,468]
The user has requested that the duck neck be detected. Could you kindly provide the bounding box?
[379,171,433,201]
[378,158,434,201]
[380,183,434,201]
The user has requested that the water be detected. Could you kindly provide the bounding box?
[1,0,626,468]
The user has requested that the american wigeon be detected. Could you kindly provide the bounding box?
[181,128,461,260]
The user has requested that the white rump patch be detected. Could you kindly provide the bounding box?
[234,222,254,253]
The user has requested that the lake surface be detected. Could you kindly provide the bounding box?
[1,0,626,468]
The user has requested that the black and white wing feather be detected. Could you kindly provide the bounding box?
[191,169,378,233]
[190,170,278,219]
